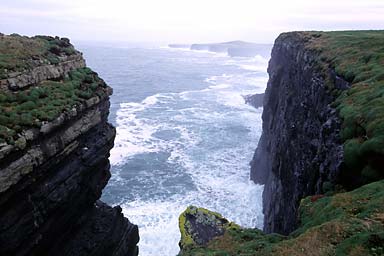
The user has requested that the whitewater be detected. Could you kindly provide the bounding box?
[78,43,271,255]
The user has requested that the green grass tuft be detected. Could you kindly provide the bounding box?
[0,67,107,144]
[0,34,78,77]
[303,30,384,188]
[180,181,384,256]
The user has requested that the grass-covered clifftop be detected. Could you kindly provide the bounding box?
[180,181,384,256]
[302,30,384,188]
[0,34,109,146]
[0,68,108,145]
[0,34,76,78]
[179,30,384,256]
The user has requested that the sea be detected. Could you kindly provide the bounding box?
[76,41,271,256]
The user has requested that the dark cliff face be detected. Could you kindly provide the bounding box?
[250,33,345,235]
[178,31,384,255]
[0,91,139,256]
[0,35,139,255]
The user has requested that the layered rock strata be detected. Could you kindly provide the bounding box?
[0,35,139,255]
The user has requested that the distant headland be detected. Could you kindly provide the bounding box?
[168,40,271,57]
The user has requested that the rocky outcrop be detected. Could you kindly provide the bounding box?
[0,35,139,255]
[250,32,346,234]
[178,181,384,256]
[243,93,264,108]
[4,54,85,91]
[178,30,384,255]
[178,206,237,252]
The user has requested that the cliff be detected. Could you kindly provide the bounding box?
[178,30,384,255]
[179,181,384,255]
[251,32,345,234]
[0,34,139,255]
[252,31,384,234]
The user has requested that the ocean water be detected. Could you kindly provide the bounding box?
[77,42,271,256]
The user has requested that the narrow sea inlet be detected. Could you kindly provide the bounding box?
[78,43,270,255]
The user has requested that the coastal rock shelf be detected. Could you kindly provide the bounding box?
[0,34,139,255]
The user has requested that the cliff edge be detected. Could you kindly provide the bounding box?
[179,181,384,255]
[0,34,139,255]
[252,31,384,234]
[178,30,384,256]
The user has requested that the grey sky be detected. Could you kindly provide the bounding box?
[0,0,383,43]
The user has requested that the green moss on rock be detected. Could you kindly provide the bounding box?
[179,181,384,256]
[301,30,384,188]
[179,206,238,251]
[0,67,108,144]
[0,34,78,76]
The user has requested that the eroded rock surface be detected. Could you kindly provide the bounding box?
[250,32,345,234]
[0,34,139,256]
[179,206,235,250]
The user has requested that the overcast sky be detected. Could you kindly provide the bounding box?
[0,0,383,43]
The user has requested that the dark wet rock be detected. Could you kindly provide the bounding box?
[0,38,139,255]
[53,201,139,256]
[0,96,139,255]
[250,32,345,235]
[178,206,236,251]
[244,93,264,108]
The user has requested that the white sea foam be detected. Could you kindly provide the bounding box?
[208,83,232,90]
[219,91,247,107]
[142,95,159,105]
[252,54,269,63]
[121,199,185,256]
[205,74,233,84]
[238,64,266,71]
[107,48,269,255]
[121,181,264,255]
[110,95,168,165]
[224,54,269,73]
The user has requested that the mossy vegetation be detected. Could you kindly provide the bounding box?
[0,67,107,144]
[180,31,384,256]
[179,206,239,250]
[299,30,384,188]
[180,181,384,256]
[0,34,77,78]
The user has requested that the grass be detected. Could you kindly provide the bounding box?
[296,31,384,188]
[180,31,384,256]
[180,181,384,256]
[0,34,77,78]
[0,67,108,145]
